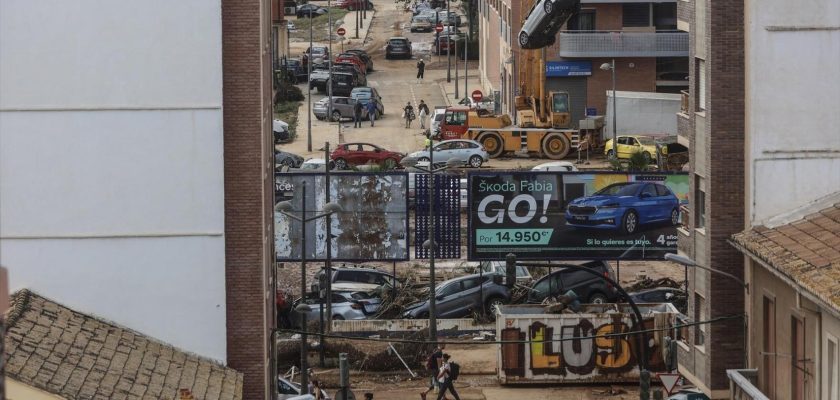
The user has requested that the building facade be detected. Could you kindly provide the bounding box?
[1,0,275,398]
[477,0,687,124]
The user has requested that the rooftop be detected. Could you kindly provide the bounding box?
[731,194,840,313]
[4,290,243,400]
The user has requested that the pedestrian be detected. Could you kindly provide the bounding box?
[420,344,444,400]
[435,354,460,400]
[366,100,378,127]
[309,379,324,400]
[416,58,426,82]
[353,100,363,128]
[276,290,292,329]
[403,102,415,128]
[418,100,430,129]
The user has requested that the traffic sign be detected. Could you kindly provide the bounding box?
[337,27,346,36]
[471,89,483,102]
[435,24,444,33]
[657,373,681,395]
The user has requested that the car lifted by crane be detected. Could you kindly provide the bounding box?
[438,0,604,160]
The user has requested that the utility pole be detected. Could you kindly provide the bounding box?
[454,36,459,99]
[327,0,334,123]
[464,26,468,100]
[307,13,314,152]
[446,0,451,83]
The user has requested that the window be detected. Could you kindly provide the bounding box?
[437,282,461,297]
[694,293,705,347]
[655,184,672,197]
[694,176,706,229]
[762,296,777,398]
[552,93,569,113]
[653,3,677,30]
[461,277,481,290]
[622,3,651,27]
[696,59,706,111]
[641,184,657,198]
[792,317,805,400]
[561,270,588,287]
[569,10,596,31]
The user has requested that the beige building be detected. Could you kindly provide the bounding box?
[728,196,840,400]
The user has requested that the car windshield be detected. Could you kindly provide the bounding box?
[594,183,643,196]
[637,137,655,145]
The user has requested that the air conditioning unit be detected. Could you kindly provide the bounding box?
[284,6,296,15]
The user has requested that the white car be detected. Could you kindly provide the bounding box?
[278,377,330,400]
[403,139,489,168]
[297,158,335,171]
[430,107,447,136]
[531,161,578,172]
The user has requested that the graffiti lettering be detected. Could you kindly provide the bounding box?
[594,319,634,373]
[529,322,562,373]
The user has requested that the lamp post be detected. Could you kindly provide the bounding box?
[600,60,617,159]
[446,0,451,83]
[453,34,460,99]
[307,13,314,152]
[402,154,462,344]
[275,186,343,393]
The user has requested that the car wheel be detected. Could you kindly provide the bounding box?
[670,208,680,226]
[375,110,381,120]
[334,158,348,170]
[543,0,554,14]
[468,155,483,168]
[542,133,571,160]
[642,151,652,163]
[607,150,616,160]
[485,297,506,315]
[331,110,342,122]
[588,293,608,304]
[518,31,529,48]
[622,210,639,234]
[479,132,504,158]
[382,158,398,170]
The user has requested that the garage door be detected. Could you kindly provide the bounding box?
[545,77,587,129]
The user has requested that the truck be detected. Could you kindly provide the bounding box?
[438,0,604,160]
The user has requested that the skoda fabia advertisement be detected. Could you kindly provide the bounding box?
[468,172,689,260]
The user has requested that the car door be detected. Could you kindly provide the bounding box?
[432,142,454,163]
[455,276,485,315]
[435,281,463,317]
[655,184,678,222]
[637,183,660,223]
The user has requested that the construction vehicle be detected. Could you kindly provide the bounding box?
[439,0,604,160]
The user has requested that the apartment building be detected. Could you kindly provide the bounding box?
[1,0,275,398]
[477,0,687,125]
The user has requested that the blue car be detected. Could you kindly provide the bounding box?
[565,182,680,234]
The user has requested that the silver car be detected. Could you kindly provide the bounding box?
[518,0,579,49]
[313,96,369,121]
[292,292,379,323]
[277,377,330,400]
[403,139,489,168]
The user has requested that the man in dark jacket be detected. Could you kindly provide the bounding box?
[416,59,426,82]
[353,100,364,128]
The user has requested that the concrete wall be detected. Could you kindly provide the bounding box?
[605,91,681,135]
[0,0,226,362]
[745,0,840,225]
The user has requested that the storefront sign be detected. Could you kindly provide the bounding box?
[546,61,592,77]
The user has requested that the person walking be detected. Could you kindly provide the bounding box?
[418,100,430,130]
[353,100,364,128]
[416,58,426,82]
[435,354,460,400]
[366,100,378,127]
[419,344,444,400]
[403,102,415,128]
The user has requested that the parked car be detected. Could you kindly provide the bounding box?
[297,158,334,171]
[667,389,710,400]
[344,49,374,72]
[312,267,398,293]
[478,261,533,283]
[296,3,327,18]
[274,119,292,144]
[433,35,463,55]
[274,150,304,170]
[531,161,578,171]
[518,0,578,49]
[629,287,687,311]
[564,181,681,234]
[456,96,493,114]
[278,377,330,400]
[385,37,412,59]
[292,293,370,323]
[313,96,365,122]
[330,71,360,96]
[335,53,368,75]
[302,46,330,67]
[430,107,447,137]
[332,62,367,85]
[410,16,434,32]
[331,142,405,170]
[402,139,489,168]
[402,274,510,318]
[604,135,658,162]
[281,58,309,83]
[334,0,373,11]
[308,67,332,92]
[350,87,383,119]
[526,261,620,304]
[436,11,461,26]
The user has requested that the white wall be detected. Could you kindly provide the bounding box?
[746,0,840,224]
[0,0,226,361]
[606,91,681,135]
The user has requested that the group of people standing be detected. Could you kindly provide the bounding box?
[403,99,430,129]
[350,58,432,130]
[353,98,380,128]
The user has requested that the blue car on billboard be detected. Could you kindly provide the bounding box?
[565,182,680,234]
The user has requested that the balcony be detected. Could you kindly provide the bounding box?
[558,30,689,58]
[726,369,770,400]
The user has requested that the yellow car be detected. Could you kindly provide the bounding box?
[604,135,658,162]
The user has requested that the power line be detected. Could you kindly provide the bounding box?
[276,313,744,345]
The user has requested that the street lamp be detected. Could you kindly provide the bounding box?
[446,0,452,83]
[276,185,343,394]
[402,154,462,343]
[453,34,460,99]
[600,60,618,159]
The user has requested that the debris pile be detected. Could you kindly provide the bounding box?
[625,277,684,292]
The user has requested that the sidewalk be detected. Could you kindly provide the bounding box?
[336,7,375,49]
[436,64,484,106]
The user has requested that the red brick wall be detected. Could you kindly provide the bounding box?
[586,57,656,115]
[222,0,274,398]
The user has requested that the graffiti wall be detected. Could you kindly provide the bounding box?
[497,304,678,383]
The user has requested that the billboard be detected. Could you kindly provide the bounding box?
[275,172,409,261]
[468,172,689,260]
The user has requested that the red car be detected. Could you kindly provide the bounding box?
[331,143,405,170]
[334,0,373,11]
[335,53,367,74]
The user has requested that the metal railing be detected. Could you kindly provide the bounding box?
[727,369,770,400]
[558,30,689,57]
